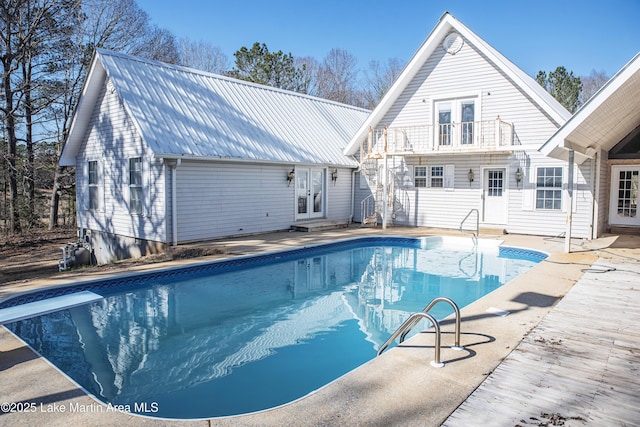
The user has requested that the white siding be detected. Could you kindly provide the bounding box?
[354,31,597,238]
[379,35,561,147]
[76,81,168,243]
[175,163,351,243]
[596,150,609,236]
[325,167,354,223]
[371,150,594,238]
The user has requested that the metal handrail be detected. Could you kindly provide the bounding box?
[459,208,479,241]
[377,312,444,368]
[399,297,463,350]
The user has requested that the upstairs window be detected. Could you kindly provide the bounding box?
[88,160,99,210]
[536,167,562,210]
[129,157,143,214]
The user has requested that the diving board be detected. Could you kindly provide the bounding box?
[0,291,103,324]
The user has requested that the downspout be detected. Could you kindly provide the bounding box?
[349,168,357,224]
[171,159,181,247]
[564,150,574,253]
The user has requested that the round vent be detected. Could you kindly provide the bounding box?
[442,32,464,55]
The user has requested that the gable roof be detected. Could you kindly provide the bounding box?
[61,49,369,167]
[540,52,640,164]
[343,12,571,156]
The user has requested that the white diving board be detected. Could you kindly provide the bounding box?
[0,290,103,324]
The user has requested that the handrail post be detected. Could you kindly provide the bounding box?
[377,312,444,368]
[400,297,464,350]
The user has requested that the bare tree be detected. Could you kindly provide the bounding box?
[363,58,403,109]
[579,69,609,106]
[178,38,229,74]
[294,56,320,96]
[316,48,361,106]
[48,0,178,229]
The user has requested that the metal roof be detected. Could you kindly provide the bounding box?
[61,49,369,167]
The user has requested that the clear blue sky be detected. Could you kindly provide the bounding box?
[136,0,639,78]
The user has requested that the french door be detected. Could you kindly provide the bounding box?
[436,98,476,147]
[609,165,639,226]
[296,168,325,219]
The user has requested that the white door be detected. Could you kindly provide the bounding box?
[482,168,507,224]
[609,166,640,226]
[296,168,324,219]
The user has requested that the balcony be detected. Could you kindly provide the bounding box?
[361,118,514,159]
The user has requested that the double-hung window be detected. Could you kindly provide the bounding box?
[535,167,562,210]
[414,166,427,187]
[129,157,143,214]
[88,160,99,210]
[430,166,444,188]
[414,166,446,188]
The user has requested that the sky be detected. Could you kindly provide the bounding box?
[135,0,640,78]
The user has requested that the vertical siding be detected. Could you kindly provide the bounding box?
[76,80,167,243]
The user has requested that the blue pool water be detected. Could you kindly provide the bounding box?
[4,236,546,419]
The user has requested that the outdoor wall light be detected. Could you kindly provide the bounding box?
[331,168,338,183]
[515,168,523,188]
[467,168,474,185]
[287,168,295,186]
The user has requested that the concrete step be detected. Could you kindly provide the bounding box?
[291,220,349,232]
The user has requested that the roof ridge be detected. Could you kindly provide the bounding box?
[96,48,370,113]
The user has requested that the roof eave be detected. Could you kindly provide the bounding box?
[540,51,640,163]
[59,52,106,167]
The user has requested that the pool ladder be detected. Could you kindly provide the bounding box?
[377,297,464,368]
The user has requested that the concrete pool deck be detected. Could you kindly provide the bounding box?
[1,226,639,426]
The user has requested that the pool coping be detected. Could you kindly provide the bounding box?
[1,227,629,426]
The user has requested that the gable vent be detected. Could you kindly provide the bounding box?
[442,32,464,55]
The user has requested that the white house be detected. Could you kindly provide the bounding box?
[62,15,640,264]
[344,13,615,242]
[541,52,640,247]
[60,49,369,264]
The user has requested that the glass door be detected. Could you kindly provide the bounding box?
[609,166,639,226]
[296,168,325,219]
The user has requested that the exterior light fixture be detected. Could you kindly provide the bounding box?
[331,169,338,183]
[467,168,474,185]
[515,168,523,188]
[287,168,295,186]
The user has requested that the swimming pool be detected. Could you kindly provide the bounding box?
[2,236,546,419]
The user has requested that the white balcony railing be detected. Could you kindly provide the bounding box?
[361,118,514,159]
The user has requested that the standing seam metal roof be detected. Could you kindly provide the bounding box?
[89,49,369,166]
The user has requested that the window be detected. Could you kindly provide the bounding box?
[536,167,562,210]
[437,103,452,146]
[129,157,143,214]
[415,166,427,187]
[436,98,476,146]
[430,166,444,188]
[88,161,99,210]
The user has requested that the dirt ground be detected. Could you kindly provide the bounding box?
[0,228,222,289]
